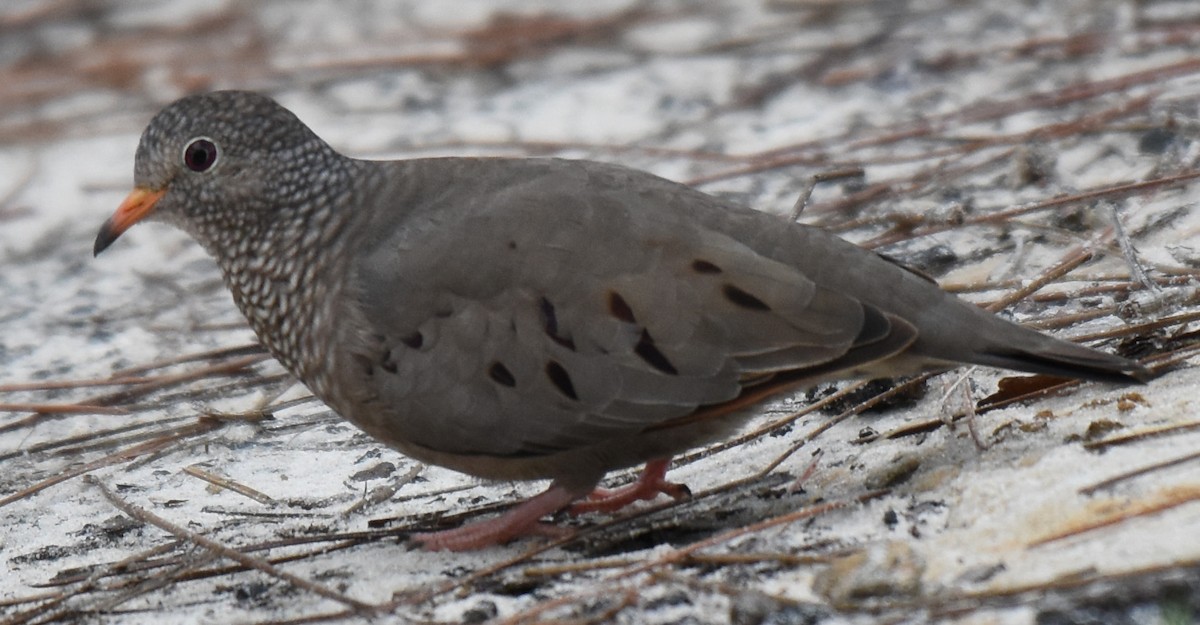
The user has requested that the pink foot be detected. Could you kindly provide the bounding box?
[410,484,580,551]
[570,459,690,515]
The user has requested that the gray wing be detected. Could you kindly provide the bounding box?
[336,158,915,459]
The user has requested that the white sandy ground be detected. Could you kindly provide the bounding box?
[2,1,1200,623]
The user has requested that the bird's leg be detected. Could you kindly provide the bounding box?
[409,461,690,550]
[410,482,582,552]
[569,458,690,515]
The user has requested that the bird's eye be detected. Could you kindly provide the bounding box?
[183,138,219,172]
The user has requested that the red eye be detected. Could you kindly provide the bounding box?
[183,138,218,172]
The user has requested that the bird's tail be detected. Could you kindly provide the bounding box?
[967,340,1152,384]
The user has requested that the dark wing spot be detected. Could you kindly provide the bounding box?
[381,357,398,374]
[722,284,771,311]
[353,353,374,376]
[607,291,636,323]
[401,332,424,349]
[489,362,516,387]
[635,329,678,375]
[691,259,722,274]
[539,297,576,350]
[545,361,579,400]
[540,297,558,335]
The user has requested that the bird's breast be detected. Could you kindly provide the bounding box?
[221,255,347,401]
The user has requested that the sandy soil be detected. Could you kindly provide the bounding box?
[2,1,1200,623]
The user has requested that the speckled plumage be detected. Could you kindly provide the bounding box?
[122,94,364,393]
[95,91,1150,550]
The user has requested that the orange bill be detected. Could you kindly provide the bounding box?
[93,187,166,256]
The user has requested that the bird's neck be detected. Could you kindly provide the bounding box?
[205,180,359,384]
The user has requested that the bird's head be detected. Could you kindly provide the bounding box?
[94,91,342,256]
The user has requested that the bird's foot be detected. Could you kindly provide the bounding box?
[409,460,690,550]
[570,458,690,515]
[411,485,578,551]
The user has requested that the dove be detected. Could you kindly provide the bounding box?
[94,91,1149,550]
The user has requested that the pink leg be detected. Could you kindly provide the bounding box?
[569,459,690,515]
[410,483,581,552]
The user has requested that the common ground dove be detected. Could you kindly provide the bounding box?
[94,91,1149,551]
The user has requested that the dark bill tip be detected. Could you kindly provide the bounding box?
[93,217,119,257]
[92,187,166,258]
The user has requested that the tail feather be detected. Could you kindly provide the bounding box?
[972,344,1151,385]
